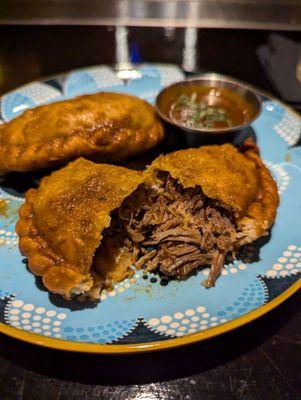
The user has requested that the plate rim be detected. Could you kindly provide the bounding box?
[2,64,300,121]
[0,63,300,354]
[0,280,299,354]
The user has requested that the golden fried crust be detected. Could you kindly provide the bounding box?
[0,92,164,173]
[238,145,279,244]
[147,143,279,245]
[16,158,143,298]
[148,144,259,217]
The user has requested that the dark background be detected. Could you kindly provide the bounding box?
[0,26,300,400]
[1,26,299,96]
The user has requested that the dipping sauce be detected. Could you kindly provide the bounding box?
[168,86,254,130]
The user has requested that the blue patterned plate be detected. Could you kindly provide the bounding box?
[0,64,300,353]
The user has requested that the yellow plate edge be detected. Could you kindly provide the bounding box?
[0,66,300,353]
[0,278,299,354]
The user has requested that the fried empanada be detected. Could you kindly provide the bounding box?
[146,141,279,242]
[0,92,164,174]
[16,158,143,299]
[140,142,279,287]
[16,143,279,299]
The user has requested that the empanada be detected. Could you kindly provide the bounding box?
[16,158,143,299]
[16,143,279,299]
[0,92,164,174]
[142,141,279,286]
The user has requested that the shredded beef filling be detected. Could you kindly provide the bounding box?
[99,172,238,288]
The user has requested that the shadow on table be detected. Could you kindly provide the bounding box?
[0,291,299,385]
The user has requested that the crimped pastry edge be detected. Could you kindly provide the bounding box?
[16,188,95,300]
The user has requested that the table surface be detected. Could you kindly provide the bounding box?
[0,26,300,400]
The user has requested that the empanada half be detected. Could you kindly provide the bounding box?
[140,142,278,286]
[16,158,143,299]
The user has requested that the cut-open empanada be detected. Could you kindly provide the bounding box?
[138,141,279,287]
[16,158,143,299]
[16,143,279,299]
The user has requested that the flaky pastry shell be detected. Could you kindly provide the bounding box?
[0,92,164,173]
[16,158,143,299]
[146,142,279,245]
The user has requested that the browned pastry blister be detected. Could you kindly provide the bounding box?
[0,92,164,173]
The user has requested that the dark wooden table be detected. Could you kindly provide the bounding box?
[0,26,300,400]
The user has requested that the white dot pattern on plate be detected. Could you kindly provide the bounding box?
[266,245,301,278]
[4,82,61,119]
[99,273,138,301]
[5,300,66,338]
[0,241,276,342]
[201,244,257,280]
[0,229,18,247]
[273,110,301,146]
[147,306,228,337]
[63,66,122,97]
[83,66,123,87]
[264,162,290,194]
